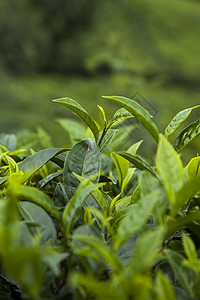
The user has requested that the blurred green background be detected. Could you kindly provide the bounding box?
[0,0,200,162]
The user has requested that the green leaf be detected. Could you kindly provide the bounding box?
[164,105,200,138]
[187,156,200,180]
[97,105,107,128]
[155,271,175,300]
[170,176,200,218]
[71,273,123,300]
[75,174,108,215]
[98,129,118,153]
[110,152,129,190]
[165,249,197,297]
[38,171,62,189]
[0,133,17,152]
[17,185,60,222]
[156,134,184,202]
[127,227,165,274]
[182,232,197,262]
[53,97,99,142]
[0,177,8,186]
[109,107,133,127]
[62,178,104,238]
[166,211,200,239]
[116,151,158,178]
[63,139,101,200]
[18,201,57,244]
[103,95,159,142]
[56,118,86,145]
[127,140,143,155]
[18,148,67,182]
[41,248,68,276]
[2,247,44,297]
[116,190,160,248]
[173,118,200,153]
[72,235,122,272]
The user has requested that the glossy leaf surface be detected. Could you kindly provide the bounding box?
[53,98,99,142]
[103,96,159,142]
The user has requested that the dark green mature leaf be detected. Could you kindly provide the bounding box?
[173,118,200,153]
[156,134,184,202]
[165,249,197,298]
[164,105,200,138]
[18,148,67,182]
[53,98,99,142]
[53,182,68,208]
[39,171,62,189]
[18,202,57,244]
[17,185,60,222]
[0,133,17,152]
[116,151,158,178]
[0,177,8,186]
[103,96,159,142]
[63,139,101,199]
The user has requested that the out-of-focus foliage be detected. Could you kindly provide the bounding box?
[0,0,200,85]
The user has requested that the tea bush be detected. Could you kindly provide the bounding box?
[0,96,200,299]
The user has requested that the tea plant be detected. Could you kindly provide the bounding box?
[0,96,200,299]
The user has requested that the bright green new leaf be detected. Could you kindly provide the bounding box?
[111,152,129,190]
[187,156,200,180]
[62,179,104,238]
[75,173,108,215]
[173,118,200,153]
[156,134,184,202]
[18,148,67,182]
[97,105,107,128]
[71,273,123,300]
[164,105,200,138]
[63,139,101,200]
[109,107,133,127]
[127,140,143,155]
[53,97,99,142]
[182,232,197,263]
[155,271,175,300]
[103,96,159,142]
[116,151,158,178]
[2,247,44,298]
[170,176,200,218]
